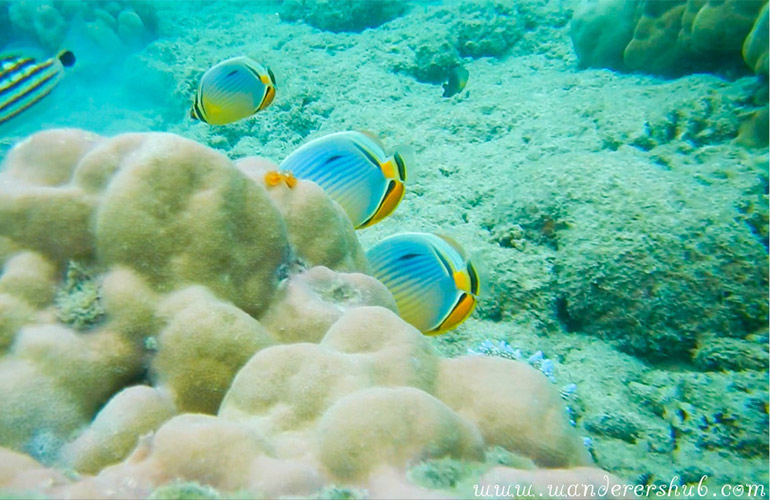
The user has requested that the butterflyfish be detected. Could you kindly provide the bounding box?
[0,50,75,125]
[366,232,482,334]
[442,65,469,98]
[191,56,276,125]
[279,131,409,229]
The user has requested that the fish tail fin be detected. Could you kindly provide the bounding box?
[57,50,75,67]
[382,146,413,183]
[467,250,487,298]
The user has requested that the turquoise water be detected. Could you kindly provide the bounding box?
[0,1,768,499]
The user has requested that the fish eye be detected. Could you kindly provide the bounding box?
[267,67,276,85]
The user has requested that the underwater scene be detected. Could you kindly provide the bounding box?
[0,0,768,498]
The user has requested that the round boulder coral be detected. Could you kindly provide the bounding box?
[151,286,277,414]
[743,3,769,75]
[0,128,620,499]
[317,387,485,481]
[236,156,368,273]
[93,134,290,317]
[279,0,408,32]
[258,266,396,344]
[59,385,176,474]
[491,150,768,361]
[571,0,768,77]
[570,0,637,71]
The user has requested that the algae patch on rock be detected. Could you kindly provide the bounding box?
[54,262,106,331]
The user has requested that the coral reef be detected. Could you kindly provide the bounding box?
[570,0,768,77]
[743,4,769,76]
[53,261,105,331]
[691,334,769,372]
[59,385,176,474]
[453,2,521,59]
[279,0,408,33]
[737,105,770,148]
[0,129,621,498]
[389,1,568,84]
[490,149,768,362]
[571,0,769,153]
[452,323,769,491]
[625,369,769,467]
[0,0,157,52]
[236,156,369,272]
[148,481,227,500]
[569,0,637,71]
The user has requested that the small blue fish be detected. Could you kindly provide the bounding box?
[0,50,75,125]
[366,232,482,334]
[280,131,409,229]
[191,56,276,125]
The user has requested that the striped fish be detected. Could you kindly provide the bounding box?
[279,131,408,229]
[0,50,75,125]
[191,56,276,125]
[366,232,482,335]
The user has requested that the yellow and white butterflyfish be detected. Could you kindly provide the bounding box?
[279,130,409,229]
[0,50,75,125]
[191,56,276,125]
[366,232,482,335]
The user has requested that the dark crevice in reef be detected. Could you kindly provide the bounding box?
[555,296,581,333]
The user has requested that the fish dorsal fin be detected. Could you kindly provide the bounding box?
[356,131,412,184]
[434,232,468,260]
[357,129,386,149]
[435,232,484,296]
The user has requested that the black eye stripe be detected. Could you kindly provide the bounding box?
[322,154,344,167]
[397,252,420,262]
